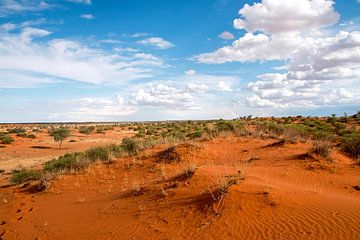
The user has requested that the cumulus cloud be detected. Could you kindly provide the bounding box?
[138,37,175,49]
[233,0,339,34]
[218,31,234,40]
[133,83,199,110]
[0,25,166,87]
[194,0,340,64]
[218,81,232,91]
[48,96,137,122]
[80,14,94,19]
[195,33,302,63]
[194,0,360,110]
[247,31,360,108]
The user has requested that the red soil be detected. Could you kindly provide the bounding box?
[1,136,360,239]
[0,127,134,172]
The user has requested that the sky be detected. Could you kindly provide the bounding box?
[0,0,360,122]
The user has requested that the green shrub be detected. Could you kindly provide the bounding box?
[7,128,26,134]
[44,152,86,172]
[26,134,36,139]
[0,136,14,144]
[341,132,360,158]
[215,120,234,132]
[186,130,203,139]
[85,146,110,161]
[16,132,27,137]
[79,126,95,134]
[121,138,140,156]
[11,169,42,185]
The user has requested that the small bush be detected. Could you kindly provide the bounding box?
[341,132,360,158]
[7,128,26,134]
[121,138,140,156]
[186,130,203,139]
[27,134,36,139]
[85,146,110,162]
[11,169,42,185]
[44,152,86,172]
[79,126,95,134]
[0,136,14,144]
[311,140,332,158]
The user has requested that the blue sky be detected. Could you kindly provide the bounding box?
[0,0,360,122]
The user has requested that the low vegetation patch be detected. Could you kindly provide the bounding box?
[310,140,332,159]
[121,138,140,156]
[44,152,87,173]
[341,132,360,158]
[0,135,14,144]
[79,126,95,134]
[11,169,42,185]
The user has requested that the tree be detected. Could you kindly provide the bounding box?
[49,127,70,149]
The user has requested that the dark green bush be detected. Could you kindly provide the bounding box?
[44,152,86,172]
[186,130,203,139]
[0,136,14,144]
[26,134,36,139]
[7,128,26,134]
[341,132,360,158]
[121,138,140,156]
[85,146,110,161]
[11,169,41,185]
[79,126,95,134]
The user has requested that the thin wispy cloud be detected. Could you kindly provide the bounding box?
[137,37,175,49]
[80,13,94,19]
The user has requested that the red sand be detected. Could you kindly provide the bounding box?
[1,136,360,239]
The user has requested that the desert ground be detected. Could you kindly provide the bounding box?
[0,117,360,240]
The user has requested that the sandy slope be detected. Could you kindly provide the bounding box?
[1,136,360,239]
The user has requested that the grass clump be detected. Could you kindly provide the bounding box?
[11,169,42,185]
[79,126,95,134]
[121,138,140,156]
[0,135,14,144]
[341,132,360,158]
[44,152,86,173]
[85,146,110,162]
[311,140,332,158]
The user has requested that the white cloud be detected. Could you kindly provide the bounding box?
[194,0,340,64]
[185,69,196,76]
[218,31,234,40]
[66,0,91,4]
[0,0,52,17]
[246,31,360,108]
[123,33,148,38]
[218,81,232,91]
[233,0,339,34]
[186,83,209,93]
[138,37,175,49]
[195,33,302,63]
[133,83,199,110]
[194,0,360,110]
[80,14,94,19]
[48,96,137,122]
[0,25,166,87]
